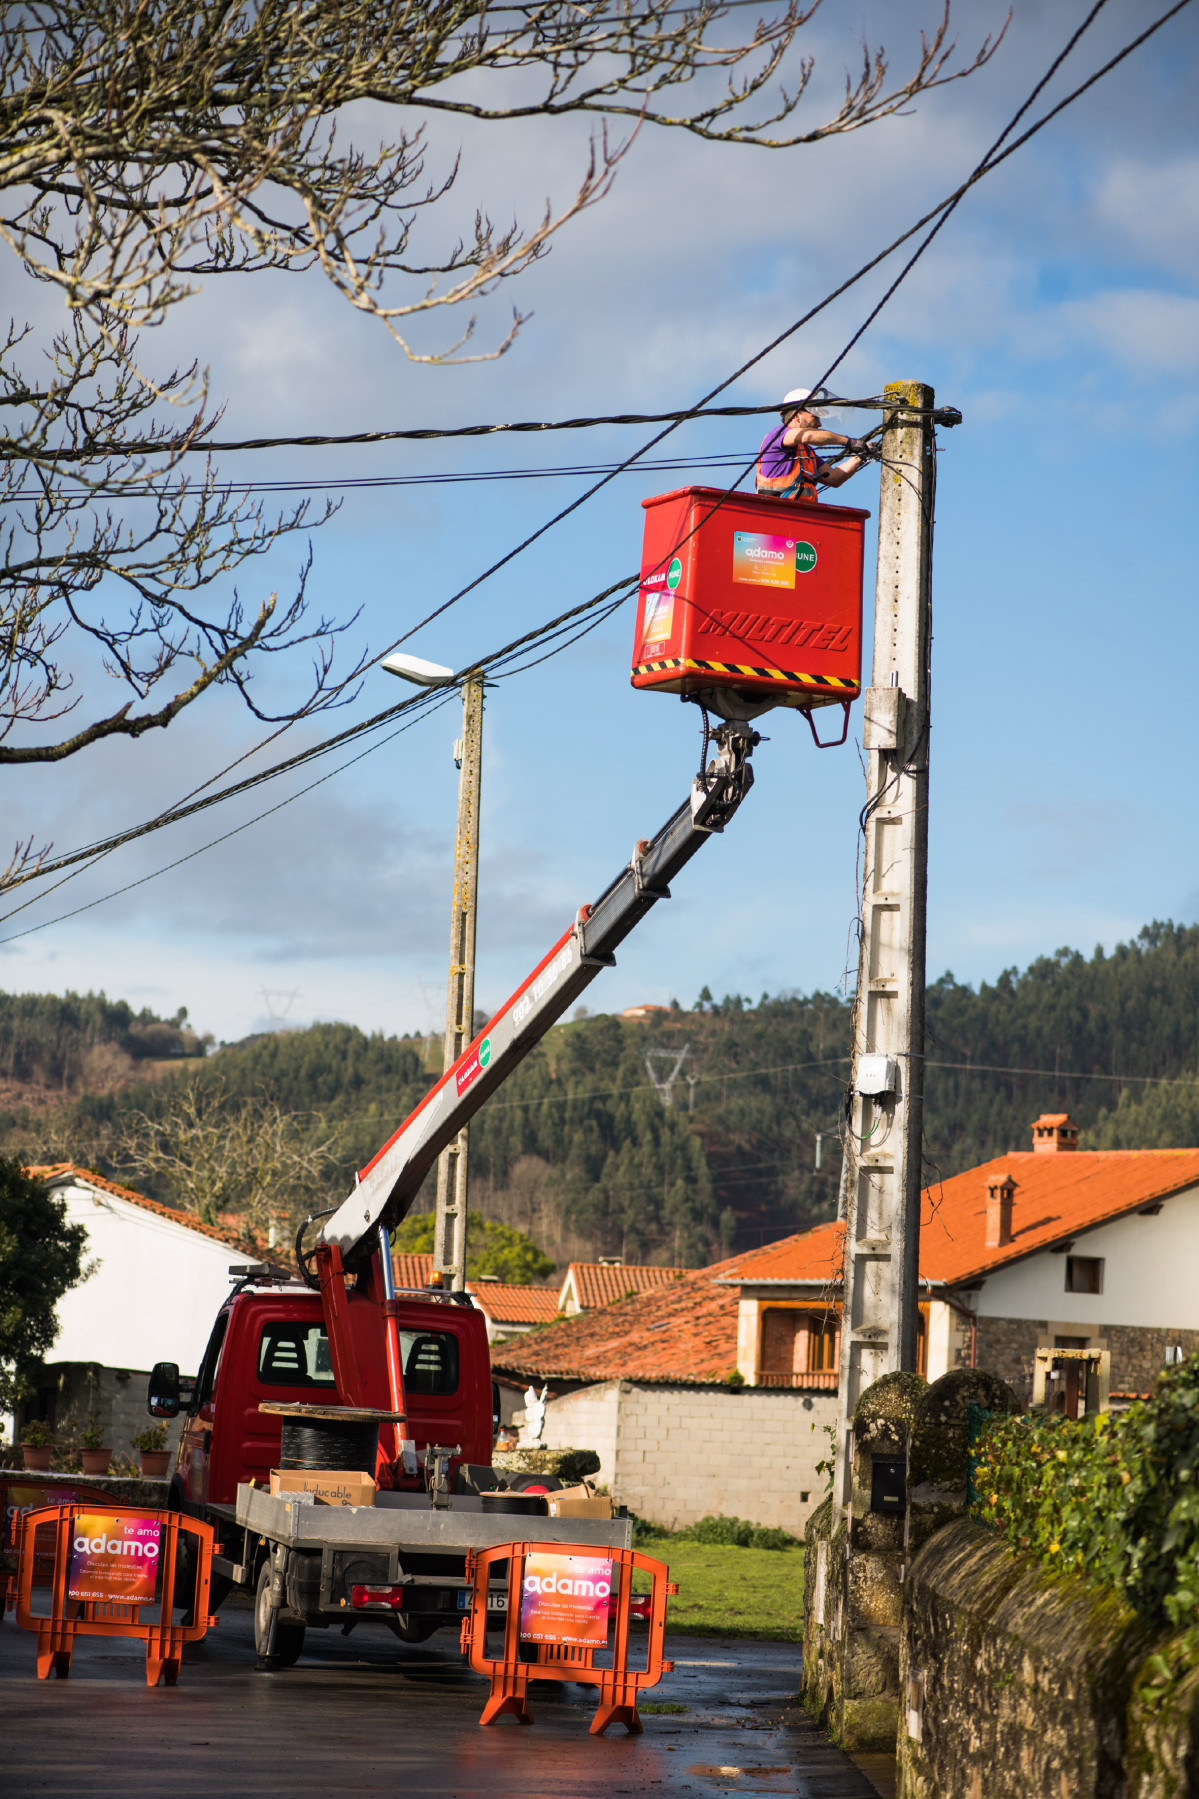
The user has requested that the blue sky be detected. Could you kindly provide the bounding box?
[1,0,1196,1048]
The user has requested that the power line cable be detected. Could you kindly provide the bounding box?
[0,576,644,935]
[382,0,1187,657]
[5,450,759,501]
[7,396,918,463]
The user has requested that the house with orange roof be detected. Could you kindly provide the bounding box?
[492,1112,1199,1529]
[557,1259,689,1316]
[718,1112,1199,1410]
[15,1164,264,1457]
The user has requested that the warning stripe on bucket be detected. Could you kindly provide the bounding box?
[633,657,859,692]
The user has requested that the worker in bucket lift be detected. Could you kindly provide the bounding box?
[756,387,874,501]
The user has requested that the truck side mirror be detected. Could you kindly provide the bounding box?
[148,1362,181,1418]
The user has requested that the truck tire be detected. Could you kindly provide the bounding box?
[255,1560,306,1669]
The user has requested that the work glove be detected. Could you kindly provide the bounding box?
[845,437,881,461]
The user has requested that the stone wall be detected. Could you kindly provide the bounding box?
[971,1317,1199,1399]
[537,1379,836,1532]
[804,1367,1021,1756]
[899,1517,1154,1799]
[1104,1325,1199,1393]
[972,1317,1043,1394]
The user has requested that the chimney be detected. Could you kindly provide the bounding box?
[985,1171,1018,1248]
[1031,1113,1080,1154]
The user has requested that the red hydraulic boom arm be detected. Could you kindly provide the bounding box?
[319,720,758,1273]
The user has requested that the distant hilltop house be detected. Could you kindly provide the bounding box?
[493,1113,1199,1531]
[16,1163,263,1457]
[619,1004,671,1022]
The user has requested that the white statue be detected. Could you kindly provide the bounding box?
[523,1383,548,1447]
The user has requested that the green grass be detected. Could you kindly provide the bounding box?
[635,1540,805,1641]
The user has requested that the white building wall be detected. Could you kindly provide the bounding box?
[51,1180,242,1375]
[538,1380,836,1533]
[972,1184,1199,1329]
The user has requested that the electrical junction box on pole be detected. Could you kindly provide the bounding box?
[631,487,869,712]
[856,1053,900,1097]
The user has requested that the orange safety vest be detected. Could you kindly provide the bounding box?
[755,435,822,501]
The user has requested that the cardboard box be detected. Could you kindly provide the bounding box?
[547,1484,613,1520]
[269,1469,376,1508]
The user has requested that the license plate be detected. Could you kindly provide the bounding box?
[458,1590,508,1612]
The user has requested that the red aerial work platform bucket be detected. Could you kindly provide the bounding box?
[631,486,868,716]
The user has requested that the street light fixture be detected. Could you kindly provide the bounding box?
[381,652,455,687]
[380,651,483,1295]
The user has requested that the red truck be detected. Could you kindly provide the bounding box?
[147,720,758,1666]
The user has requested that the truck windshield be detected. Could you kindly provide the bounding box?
[256,1323,460,1395]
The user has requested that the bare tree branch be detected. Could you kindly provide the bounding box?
[0,1,1006,348]
[0,311,369,763]
[114,1075,344,1236]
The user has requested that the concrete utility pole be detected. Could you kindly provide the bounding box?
[833,380,935,1501]
[433,669,484,1292]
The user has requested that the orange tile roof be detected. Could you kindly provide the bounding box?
[560,1262,690,1310]
[718,1149,1199,1290]
[469,1283,561,1326]
[27,1163,261,1256]
[495,1236,805,1385]
[392,1251,435,1289]
[496,1149,1199,1386]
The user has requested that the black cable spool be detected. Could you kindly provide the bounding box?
[278,1415,380,1474]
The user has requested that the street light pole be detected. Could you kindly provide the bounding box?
[433,668,484,1292]
[380,653,484,1294]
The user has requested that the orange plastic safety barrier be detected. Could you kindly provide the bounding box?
[460,1538,678,1734]
[4,1502,218,1686]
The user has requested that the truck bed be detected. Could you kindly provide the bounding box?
[235,1484,633,1554]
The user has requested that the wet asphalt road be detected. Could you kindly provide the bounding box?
[0,1598,889,1799]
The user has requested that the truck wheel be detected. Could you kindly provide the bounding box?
[254,1561,306,1669]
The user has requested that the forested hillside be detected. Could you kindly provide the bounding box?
[3,921,1199,1264]
[0,990,208,1102]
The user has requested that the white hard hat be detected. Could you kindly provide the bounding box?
[781,387,826,417]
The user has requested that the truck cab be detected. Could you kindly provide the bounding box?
[166,1278,494,1513]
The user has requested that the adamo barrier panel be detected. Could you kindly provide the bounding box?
[4,1502,217,1685]
[2,1478,124,1591]
[460,1538,678,1734]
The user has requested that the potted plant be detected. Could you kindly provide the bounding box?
[20,1418,53,1472]
[131,1422,172,1478]
[80,1414,111,1476]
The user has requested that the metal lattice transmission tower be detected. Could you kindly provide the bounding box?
[645,1045,690,1107]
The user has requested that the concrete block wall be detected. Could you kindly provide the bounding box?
[537,1379,837,1532]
